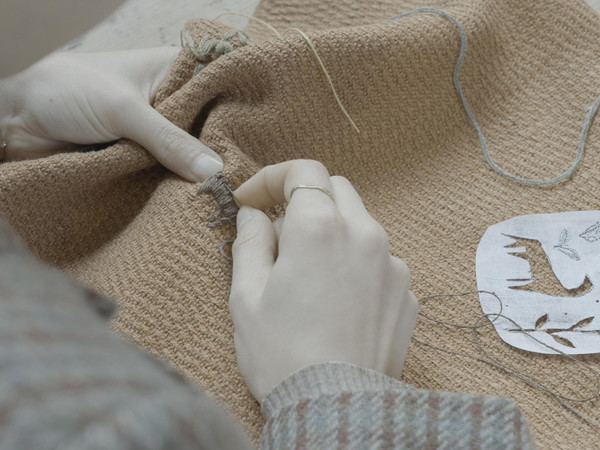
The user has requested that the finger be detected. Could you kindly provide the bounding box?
[272,216,285,241]
[386,257,419,379]
[230,206,277,310]
[329,175,371,222]
[234,160,334,213]
[119,103,223,182]
[386,291,418,379]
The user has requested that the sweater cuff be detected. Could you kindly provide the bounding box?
[261,361,413,418]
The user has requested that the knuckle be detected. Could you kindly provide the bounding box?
[297,159,327,173]
[392,256,411,283]
[359,220,390,252]
[401,291,419,326]
[407,291,419,314]
[229,288,262,325]
[154,124,187,152]
[330,175,350,186]
[291,159,330,179]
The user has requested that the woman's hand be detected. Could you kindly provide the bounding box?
[0,48,223,182]
[231,160,418,402]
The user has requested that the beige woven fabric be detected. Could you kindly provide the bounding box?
[2,0,600,447]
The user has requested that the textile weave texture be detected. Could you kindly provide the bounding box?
[262,362,536,449]
[1,0,599,447]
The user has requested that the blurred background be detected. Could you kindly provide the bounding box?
[1,0,599,78]
[0,0,258,77]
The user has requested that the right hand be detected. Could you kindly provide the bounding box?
[230,160,418,402]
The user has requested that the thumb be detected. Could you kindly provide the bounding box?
[230,206,277,309]
[121,103,223,182]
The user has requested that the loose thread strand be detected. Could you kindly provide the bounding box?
[415,290,600,429]
[390,8,599,186]
[213,14,359,133]
[283,27,360,134]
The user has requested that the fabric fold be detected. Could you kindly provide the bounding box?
[1,1,600,447]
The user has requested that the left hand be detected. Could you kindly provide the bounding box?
[0,48,223,182]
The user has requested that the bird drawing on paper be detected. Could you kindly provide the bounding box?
[504,235,592,297]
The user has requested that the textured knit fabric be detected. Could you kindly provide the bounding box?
[262,362,536,449]
[1,1,599,448]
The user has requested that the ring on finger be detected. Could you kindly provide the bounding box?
[290,185,335,202]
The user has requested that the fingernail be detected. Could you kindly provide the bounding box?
[191,153,223,181]
[237,206,255,227]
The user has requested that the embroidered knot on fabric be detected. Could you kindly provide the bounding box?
[181,29,252,74]
[197,172,238,228]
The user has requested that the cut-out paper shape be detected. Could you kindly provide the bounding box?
[476,211,600,354]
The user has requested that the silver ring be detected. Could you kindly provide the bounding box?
[290,185,334,201]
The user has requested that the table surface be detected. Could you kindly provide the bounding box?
[2,0,599,78]
[67,0,261,52]
[70,0,600,52]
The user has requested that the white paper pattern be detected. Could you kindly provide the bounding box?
[476,211,600,354]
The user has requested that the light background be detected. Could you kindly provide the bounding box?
[2,0,600,77]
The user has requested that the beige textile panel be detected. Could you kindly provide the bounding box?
[2,0,600,448]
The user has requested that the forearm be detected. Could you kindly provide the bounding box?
[261,362,536,449]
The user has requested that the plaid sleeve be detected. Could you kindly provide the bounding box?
[261,362,536,449]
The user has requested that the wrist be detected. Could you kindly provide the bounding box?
[261,362,411,417]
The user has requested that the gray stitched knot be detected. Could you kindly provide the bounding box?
[223,30,250,44]
[198,172,238,228]
[181,28,251,74]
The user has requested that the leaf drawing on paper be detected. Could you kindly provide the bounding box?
[535,314,548,330]
[567,316,595,331]
[554,229,580,261]
[554,246,580,261]
[580,222,600,242]
[551,335,575,348]
[558,229,569,246]
[508,315,598,349]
